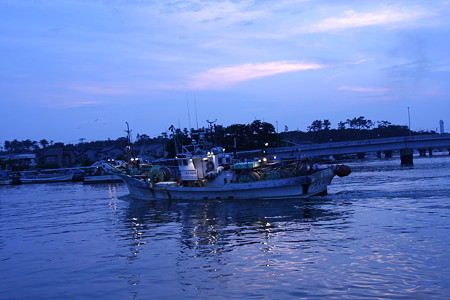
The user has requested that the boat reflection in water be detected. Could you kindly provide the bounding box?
[113,194,353,295]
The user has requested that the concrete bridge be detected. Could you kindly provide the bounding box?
[242,134,450,166]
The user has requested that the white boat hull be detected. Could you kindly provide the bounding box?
[117,168,336,200]
[0,179,12,185]
[83,174,122,184]
[19,173,75,184]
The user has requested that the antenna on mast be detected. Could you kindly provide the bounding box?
[194,93,199,130]
[125,122,133,163]
[125,122,132,144]
[169,125,179,153]
[206,119,217,144]
[206,119,217,132]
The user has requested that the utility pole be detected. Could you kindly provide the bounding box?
[79,138,86,161]
[407,107,411,137]
[276,121,279,148]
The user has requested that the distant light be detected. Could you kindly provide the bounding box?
[263,158,267,162]
[264,143,269,147]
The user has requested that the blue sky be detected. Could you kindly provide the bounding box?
[1,0,450,144]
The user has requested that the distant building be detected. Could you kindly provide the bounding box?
[97,146,124,161]
[440,120,445,134]
[40,148,76,167]
[82,148,101,162]
[0,153,37,169]
[135,143,167,163]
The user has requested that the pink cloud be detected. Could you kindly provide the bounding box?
[423,87,450,96]
[69,85,131,95]
[307,7,429,33]
[338,86,392,93]
[189,61,326,89]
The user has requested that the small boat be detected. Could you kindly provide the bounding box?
[0,178,12,185]
[0,170,14,185]
[107,136,351,201]
[83,174,122,184]
[82,161,125,184]
[19,170,75,184]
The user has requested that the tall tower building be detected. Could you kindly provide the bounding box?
[439,120,445,134]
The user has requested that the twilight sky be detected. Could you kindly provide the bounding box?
[1,0,450,144]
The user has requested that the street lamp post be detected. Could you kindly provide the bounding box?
[407,107,411,137]
[276,121,279,147]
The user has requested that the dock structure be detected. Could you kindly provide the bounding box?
[241,134,450,166]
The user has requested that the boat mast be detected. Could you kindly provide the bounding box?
[169,125,179,154]
[125,122,133,163]
[194,93,199,130]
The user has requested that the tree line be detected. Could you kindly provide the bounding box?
[164,117,435,157]
[2,117,437,157]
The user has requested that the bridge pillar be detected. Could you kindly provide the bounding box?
[376,151,382,158]
[383,150,393,158]
[400,148,414,166]
[428,148,433,156]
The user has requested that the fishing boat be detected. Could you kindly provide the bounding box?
[107,135,351,200]
[83,174,122,184]
[0,178,12,185]
[0,170,12,185]
[19,170,75,184]
[82,160,125,184]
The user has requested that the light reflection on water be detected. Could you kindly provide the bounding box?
[0,155,449,299]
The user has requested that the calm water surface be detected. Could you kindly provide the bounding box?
[1,155,450,299]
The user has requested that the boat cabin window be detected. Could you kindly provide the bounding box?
[178,159,189,166]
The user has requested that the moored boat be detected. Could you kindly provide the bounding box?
[0,170,13,185]
[82,160,126,184]
[83,174,122,184]
[19,170,75,184]
[0,178,12,185]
